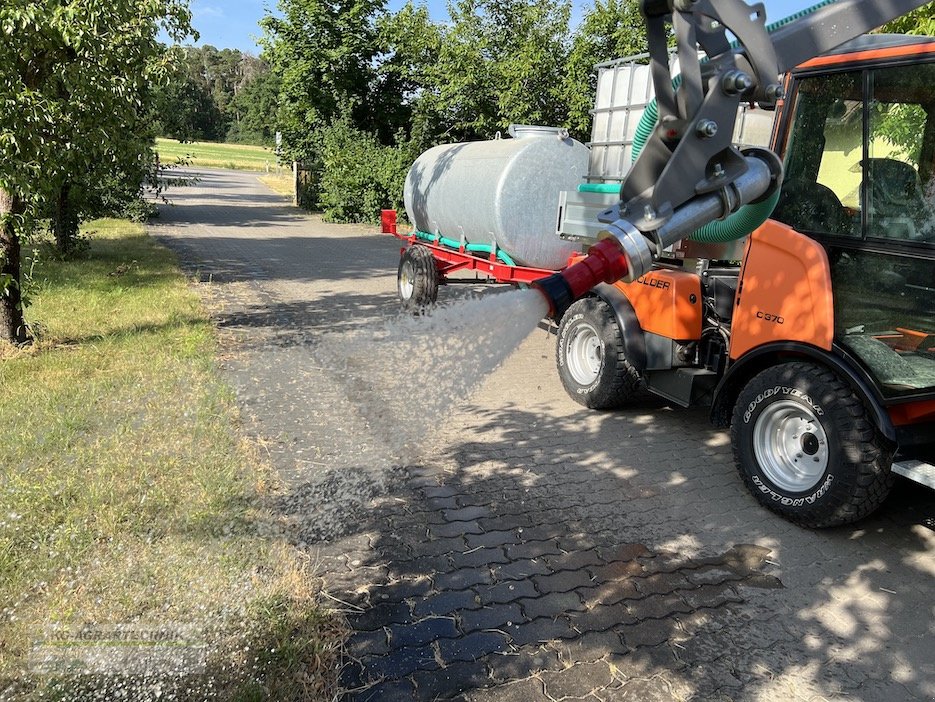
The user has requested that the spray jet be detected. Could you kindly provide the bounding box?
[533,0,927,318]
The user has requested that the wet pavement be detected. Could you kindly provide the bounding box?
[151,168,935,701]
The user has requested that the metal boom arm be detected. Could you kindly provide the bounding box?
[596,0,931,283]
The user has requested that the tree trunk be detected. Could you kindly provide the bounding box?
[0,188,30,345]
[52,181,79,254]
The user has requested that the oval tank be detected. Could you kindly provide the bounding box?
[404,125,589,270]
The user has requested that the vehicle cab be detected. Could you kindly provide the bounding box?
[770,34,935,464]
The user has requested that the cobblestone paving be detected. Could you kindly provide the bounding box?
[152,169,935,701]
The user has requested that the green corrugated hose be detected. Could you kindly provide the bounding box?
[626,0,837,242]
[413,230,518,266]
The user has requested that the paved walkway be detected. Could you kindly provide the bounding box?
[151,168,935,701]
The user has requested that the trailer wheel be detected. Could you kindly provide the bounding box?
[731,361,894,528]
[397,245,439,310]
[556,297,642,409]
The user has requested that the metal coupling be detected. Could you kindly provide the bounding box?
[765,83,785,102]
[696,119,719,138]
[598,218,655,283]
[722,70,754,95]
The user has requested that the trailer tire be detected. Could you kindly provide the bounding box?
[398,245,439,310]
[556,297,642,409]
[731,361,894,528]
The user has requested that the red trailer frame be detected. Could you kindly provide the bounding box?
[381,211,557,286]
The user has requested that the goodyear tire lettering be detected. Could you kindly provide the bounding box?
[744,385,825,423]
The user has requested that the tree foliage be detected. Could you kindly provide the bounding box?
[152,45,274,143]
[422,0,571,141]
[227,69,281,145]
[316,118,416,222]
[0,0,194,342]
[882,4,935,35]
[258,0,651,223]
[565,0,646,139]
[260,0,385,162]
[154,59,225,142]
[373,3,443,145]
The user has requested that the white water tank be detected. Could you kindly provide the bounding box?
[403,125,589,270]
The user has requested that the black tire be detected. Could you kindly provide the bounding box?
[397,245,439,310]
[556,297,642,409]
[731,361,894,528]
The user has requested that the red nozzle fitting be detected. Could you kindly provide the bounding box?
[564,237,631,300]
[533,237,630,319]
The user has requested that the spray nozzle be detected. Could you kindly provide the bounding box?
[533,236,632,319]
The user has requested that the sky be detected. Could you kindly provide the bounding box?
[185,0,824,54]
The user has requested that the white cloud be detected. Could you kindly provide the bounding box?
[192,3,224,19]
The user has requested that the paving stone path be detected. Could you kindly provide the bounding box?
[152,168,935,701]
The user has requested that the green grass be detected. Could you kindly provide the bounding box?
[156,138,279,172]
[0,221,344,700]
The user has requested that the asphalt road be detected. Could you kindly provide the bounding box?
[151,168,935,702]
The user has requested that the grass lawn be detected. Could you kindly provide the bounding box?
[0,221,343,700]
[258,173,294,198]
[156,138,280,172]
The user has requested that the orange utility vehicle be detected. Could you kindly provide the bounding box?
[537,3,935,527]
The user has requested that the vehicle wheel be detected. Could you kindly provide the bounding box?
[397,245,439,310]
[556,297,642,409]
[731,361,894,528]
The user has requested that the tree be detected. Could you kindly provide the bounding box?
[487,0,571,129]
[153,65,225,141]
[414,0,571,143]
[373,2,443,146]
[882,4,935,35]
[0,0,194,343]
[227,68,281,145]
[564,0,648,139]
[151,46,276,144]
[260,0,386,163]
[152,45,270,142]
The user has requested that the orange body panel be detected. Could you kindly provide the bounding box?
[615,270,702,341]
[730,221,834,360]
[798,43,935,70]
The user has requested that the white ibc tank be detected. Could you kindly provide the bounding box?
[403,125,589,270]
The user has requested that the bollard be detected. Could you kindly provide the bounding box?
[381,210,398,235]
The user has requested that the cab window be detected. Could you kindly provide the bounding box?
[772,71,862,237]
[866,64,935,243]
[774,63,935,244]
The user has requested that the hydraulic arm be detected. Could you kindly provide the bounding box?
[535,0,931,317]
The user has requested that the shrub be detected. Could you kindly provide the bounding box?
[315,117,416,223]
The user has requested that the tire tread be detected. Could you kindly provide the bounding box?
[398,245,439,310]
[557,297,641,409]
[731,361,894,528]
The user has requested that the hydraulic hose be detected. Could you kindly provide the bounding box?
[413,230,518,266]
[627,0,838,243]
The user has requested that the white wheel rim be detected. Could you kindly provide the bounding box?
[566,323,603,386]
[399,260,415,300]
[753,400,829,493]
